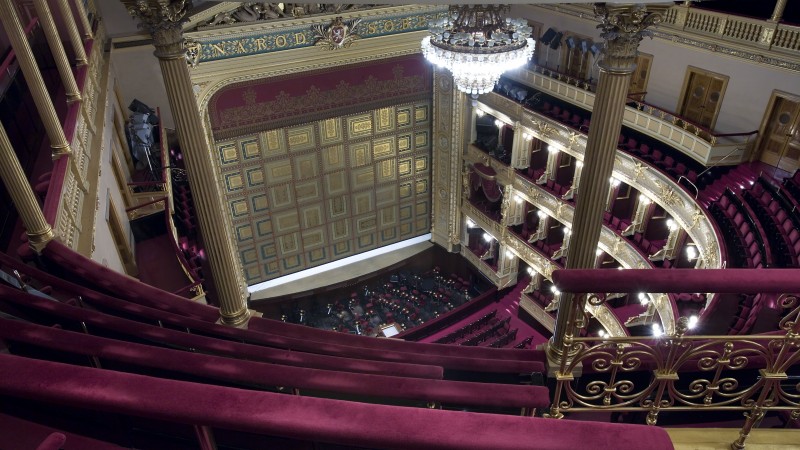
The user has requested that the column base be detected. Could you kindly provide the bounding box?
[66,93,82,104]
[543,341,584,378]
[51,143,72,160]
[27,227,55,254]
[216,308,261,329]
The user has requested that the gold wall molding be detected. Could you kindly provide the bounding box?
[187,5,444,114]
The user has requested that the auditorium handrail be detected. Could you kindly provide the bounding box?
[547,267,800,449]
[530,64,594,91]
[628,97,758,145]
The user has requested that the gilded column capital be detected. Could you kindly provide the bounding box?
[594,3,670,73]
[125,0,191,58]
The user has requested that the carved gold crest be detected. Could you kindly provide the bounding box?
[312,16,362,50]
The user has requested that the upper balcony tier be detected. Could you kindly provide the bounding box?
[501,67,757,167]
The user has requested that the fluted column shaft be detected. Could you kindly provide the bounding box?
[55,0,88,65]
[71,0,94,39]
[33,0,82,104]
[0,122,55,252]
[549,3,669,360]
[128,1,250,327]
[771,0,787,22]
[0,0,71,158]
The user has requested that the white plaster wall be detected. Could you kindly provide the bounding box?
[91,71,134,275]
[514,5,800,134]
[110,45,175,130]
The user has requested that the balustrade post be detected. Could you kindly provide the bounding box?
[547,3,669,366]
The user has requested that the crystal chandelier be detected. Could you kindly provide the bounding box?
[422,5,534,97]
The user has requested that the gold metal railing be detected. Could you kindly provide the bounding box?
[546,292,800,449]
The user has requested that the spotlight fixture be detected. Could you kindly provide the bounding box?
[422,5,534,97]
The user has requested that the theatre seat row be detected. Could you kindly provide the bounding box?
[742,180,799,267]
[4,245,546,369]
[0,354,675,450]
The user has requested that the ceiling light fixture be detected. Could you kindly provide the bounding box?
[422,5,534,97]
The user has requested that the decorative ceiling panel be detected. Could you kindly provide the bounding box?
[217,99,432,285]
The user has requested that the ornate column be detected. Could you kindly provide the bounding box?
[126,0,251,327]
[548,3,669,364]
[500,185,524,226]
[510,123,532,169]
[497,244,519,287]
[0,122,55,252]
[0,0,71,158]
[561,160,583,201]
[622,193,654,236]
[522,270,541,294]
[649,219,686,262]
[536,145,560,184]
[71,0,94,39]
[605,177,621,212]
[431,68,468,252]
[32,0,82,104]
[55,0,88,65]
[528,210,548,243]
[551,226,570,261]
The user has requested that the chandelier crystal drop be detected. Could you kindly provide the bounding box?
[421,5,535,97]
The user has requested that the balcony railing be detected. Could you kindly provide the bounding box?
[539,3,800,63]
[504,67,757,166]
[546,267,800,449]
[663,5,800,55]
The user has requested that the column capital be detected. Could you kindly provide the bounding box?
[594,3,670,73]
[125,0,191,58]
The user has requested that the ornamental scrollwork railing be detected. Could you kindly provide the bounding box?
[547,293,800,449]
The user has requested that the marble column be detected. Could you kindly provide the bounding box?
[55,0,88,65]
[548,3,669,363]
[33,0,82,104]
[126,0,251,327]
[71,0,94,39]
[0,122,55,253]
[0,0,71,158]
